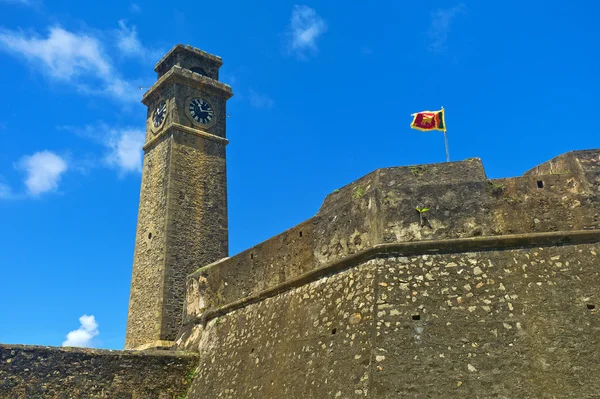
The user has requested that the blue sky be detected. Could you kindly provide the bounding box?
[0,0,598,349]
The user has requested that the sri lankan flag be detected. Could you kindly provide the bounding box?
[410,108,446,132]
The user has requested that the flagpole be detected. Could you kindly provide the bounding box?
[441,106,449,162]
[443,130,450,162]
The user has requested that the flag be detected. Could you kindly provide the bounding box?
[410,108,446,132]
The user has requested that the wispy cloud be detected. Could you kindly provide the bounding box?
[60,124,145,175]
[219,72,237,86]
[1,124,142,200]
[115,20,162,62]
[130,3,141,13]
[62,314,99,348]
[104,128,145,174]
[428,3,466,53]
[248,89,274,109]
[0,0,35,6]
[0,26,110,79]
[0,26,140,102]
[16,151,68,196]
[0,181,12,199]
[360,46,373,55]
[286,5,327,59]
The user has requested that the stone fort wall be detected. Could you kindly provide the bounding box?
[182,150,599,322]
[178,240,600,398]
[174,149,600,397]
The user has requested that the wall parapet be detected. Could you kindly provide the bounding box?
[180,229,600,334]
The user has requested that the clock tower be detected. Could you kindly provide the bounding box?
[125,45,233,350]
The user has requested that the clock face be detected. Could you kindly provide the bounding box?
[153,100,166,128]
[188,98,214,125]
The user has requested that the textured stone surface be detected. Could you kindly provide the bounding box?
[161,128,228,340]
[178,241,600,398]
[371,246,600,397]
[180,262,376,398]
[0,345,198,399]
[125,137,171,348]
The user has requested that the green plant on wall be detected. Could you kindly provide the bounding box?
[178,367,199,399]
[415,206,430,227]
[487,180,505,196]
[410,165,427,177]
[353,187,365,199]
[185,367,198,384]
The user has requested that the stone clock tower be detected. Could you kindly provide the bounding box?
[125,45,233,350]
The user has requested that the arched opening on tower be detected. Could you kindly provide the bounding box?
[190,67,208,76]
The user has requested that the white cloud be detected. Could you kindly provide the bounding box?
[105,128,145,174]
[0,26,141,102]
[0,27,110,80]
[0,181,12,199]
[116,20,141,56]
[96,78,140,102]
[248,89,274,109]
[428,3,466,53]
[115,20,162,62]
[286,5,327,58]
[17,151,68,196]
[130,3,141,13]
[59,124,145,175]
[62,314,99,348]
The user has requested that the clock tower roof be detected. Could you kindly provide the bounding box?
[154,44,223,79]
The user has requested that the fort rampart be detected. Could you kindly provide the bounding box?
[172,149,600,397]
[0,345,197,398]
[181,150,600,327]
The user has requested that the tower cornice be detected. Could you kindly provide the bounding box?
[142,65,233,105]
[142,123,229,152]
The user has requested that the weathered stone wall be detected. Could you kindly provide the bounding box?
[370,245,600,397]
[177,240,600,398]
[126,127,230,348]
[161,128,228,341]
[125,137,171,349]
[525,148,600,189]
[0,345,198,399]
[183,151,600,322]
[179,261,377,397]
